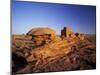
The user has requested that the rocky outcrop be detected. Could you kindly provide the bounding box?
[12,27,96,74]
[26,28,56,46]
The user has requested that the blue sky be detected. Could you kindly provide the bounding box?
[12,0,96,34]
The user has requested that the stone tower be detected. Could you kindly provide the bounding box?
[61,26,71,37]
[66,27,71,37]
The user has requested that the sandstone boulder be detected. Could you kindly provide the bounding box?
[27,28,56,36]
[27,28,57,46]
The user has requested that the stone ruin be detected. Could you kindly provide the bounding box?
[61,26,84,40]
[61,27,71,37]
[12,26,95,74]
[26,26,85,47]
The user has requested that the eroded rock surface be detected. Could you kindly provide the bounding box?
[12,27,96,74]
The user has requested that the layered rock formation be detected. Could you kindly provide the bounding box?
[27,28,56,46]
[12,27,96,74]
